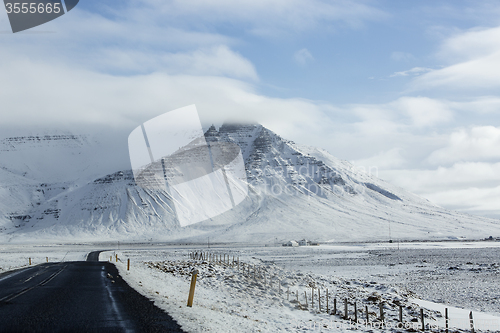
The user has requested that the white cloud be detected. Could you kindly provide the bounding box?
[378,162,500,219]
[89,46,258,80]
[412,51,500,91]
[438,26,500,62]
[293,48,314,65]
[382,162,500,193]
[0,49,333,143]
[354,148,406,170]
[390,67,433,77]
[411,26,500,91]
[135,0,387,36]
[393,97,453,127]
[161,46,258,80]
[0,9,237,76]
[424,186,500,218]
[449,96,500,114]
[427,126,500,165]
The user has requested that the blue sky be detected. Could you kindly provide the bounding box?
[1,0,500,218]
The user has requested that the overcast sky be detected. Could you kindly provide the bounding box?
[1,0,499,218]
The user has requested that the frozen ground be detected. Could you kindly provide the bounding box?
[262,242,500,316]
[102,241,500,332]
[0,243,89,273]
[1,241,499,332]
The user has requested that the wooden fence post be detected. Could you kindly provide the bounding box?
[326,289,329,314]
[354,302,357,323]
[365,305,369,323]
[318,289,321,312]
[127,258,130,271]
[46,257,48,263]
[333,298,337,315]
[469,311,475,333]
[399,305,403,323]
[29,258,31,265]
[344,298,348,320]
[311,287,314,309]
[445,308,448,333]
[304,291,308,307]
[380,303,384,322]
[420,308,424,331]
[187,270,199,307]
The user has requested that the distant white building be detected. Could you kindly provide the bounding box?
[282,240,299,247]
[298,239,310,246]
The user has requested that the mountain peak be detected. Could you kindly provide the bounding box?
[2,125,500,243]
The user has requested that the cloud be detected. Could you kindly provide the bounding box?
[424,186,500,218]
[293,48,314,65]
[378,161,500,219]
[393,97,453,127]
[390,67,433,77]
[0,47,334,144]
[0,9,237,76]
[427,126,500,165]
[382,162,500,193]
[450,96,500,114]
[354,148,406,170]
[411,26,500,91]
[132,0,387,37]
[412,52,500,91]
[91,46,258,80]
[438,26,500,62]
[348,96,453,128]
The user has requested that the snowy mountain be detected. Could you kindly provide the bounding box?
[1,125,499,243]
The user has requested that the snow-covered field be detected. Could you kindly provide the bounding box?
[98,241,500,332]
[0,243,89,273]
[1,241,499,332]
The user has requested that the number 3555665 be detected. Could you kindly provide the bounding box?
[5,2,62,14]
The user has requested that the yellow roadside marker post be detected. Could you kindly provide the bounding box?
[187,270,199,307]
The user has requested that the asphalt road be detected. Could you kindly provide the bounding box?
[0,251,185,332]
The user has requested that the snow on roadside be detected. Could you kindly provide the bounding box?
[0,245,88,273]
[103,249,474,333]
[411,298,500,331]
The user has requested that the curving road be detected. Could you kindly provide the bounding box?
[0,251,185,332]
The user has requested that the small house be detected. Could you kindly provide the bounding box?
[283,240,299,247]
[298,239,310,246]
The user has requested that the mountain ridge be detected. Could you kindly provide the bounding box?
[1,123,499,243]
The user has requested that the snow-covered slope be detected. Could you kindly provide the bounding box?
[1,125,499,243]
